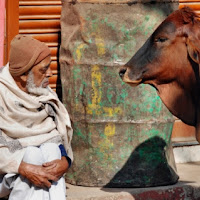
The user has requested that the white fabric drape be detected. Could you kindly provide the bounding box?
[0,64,73,174]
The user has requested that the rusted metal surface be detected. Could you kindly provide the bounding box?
[60,1,179,187]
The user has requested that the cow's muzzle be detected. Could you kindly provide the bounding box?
[119,67,127,79]
[119,66,142,86]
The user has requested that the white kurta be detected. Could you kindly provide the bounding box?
[0,143,67,200]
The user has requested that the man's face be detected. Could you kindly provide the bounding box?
[25,55,52,96]
[31,55,52,88]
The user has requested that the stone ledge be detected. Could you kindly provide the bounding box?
[173,145,200,163]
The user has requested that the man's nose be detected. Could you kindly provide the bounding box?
[46,67,53,77]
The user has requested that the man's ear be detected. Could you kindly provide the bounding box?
[20,73,28,82]
[186,37,200,64]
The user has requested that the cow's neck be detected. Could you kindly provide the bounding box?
[155,81,196,126]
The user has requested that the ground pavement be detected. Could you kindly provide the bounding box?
[66,162,200,200]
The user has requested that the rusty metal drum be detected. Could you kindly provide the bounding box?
[60,1,179,187]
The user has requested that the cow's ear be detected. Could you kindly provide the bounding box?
[186,37,200,64]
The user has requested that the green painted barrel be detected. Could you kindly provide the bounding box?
[60,1,179,187]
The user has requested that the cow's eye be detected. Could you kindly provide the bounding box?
[155,37,168,43]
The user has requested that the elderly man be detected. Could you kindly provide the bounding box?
[0,35,73,200]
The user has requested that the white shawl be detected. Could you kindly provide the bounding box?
[0,64,73,174]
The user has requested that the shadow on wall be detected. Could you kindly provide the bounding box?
[101,136,178,188]
[56,31,62,101]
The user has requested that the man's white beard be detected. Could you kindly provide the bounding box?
[26,70,49,96]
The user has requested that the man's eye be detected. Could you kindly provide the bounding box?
[40,67,49,74]
[155,37,168,43]
[40,69,46,73]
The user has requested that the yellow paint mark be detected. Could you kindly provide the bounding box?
[98,135,114,157]
[76,44,87,61]
[103,107,122,117]
[113,107,123,115]
[87,65,102,115]
[91,65,102,105]
[86,65,122,116]
[98,138,114,151]
[105,123,115,137]
[95,36,106,56]
[97,123,116,163]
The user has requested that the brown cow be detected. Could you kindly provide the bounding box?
[119,7,200,142]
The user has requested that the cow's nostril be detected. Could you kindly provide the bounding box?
[119,68,127,78]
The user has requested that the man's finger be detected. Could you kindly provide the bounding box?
[46,174,59,182]
[42,179,52,188]
[43,162,56,168]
